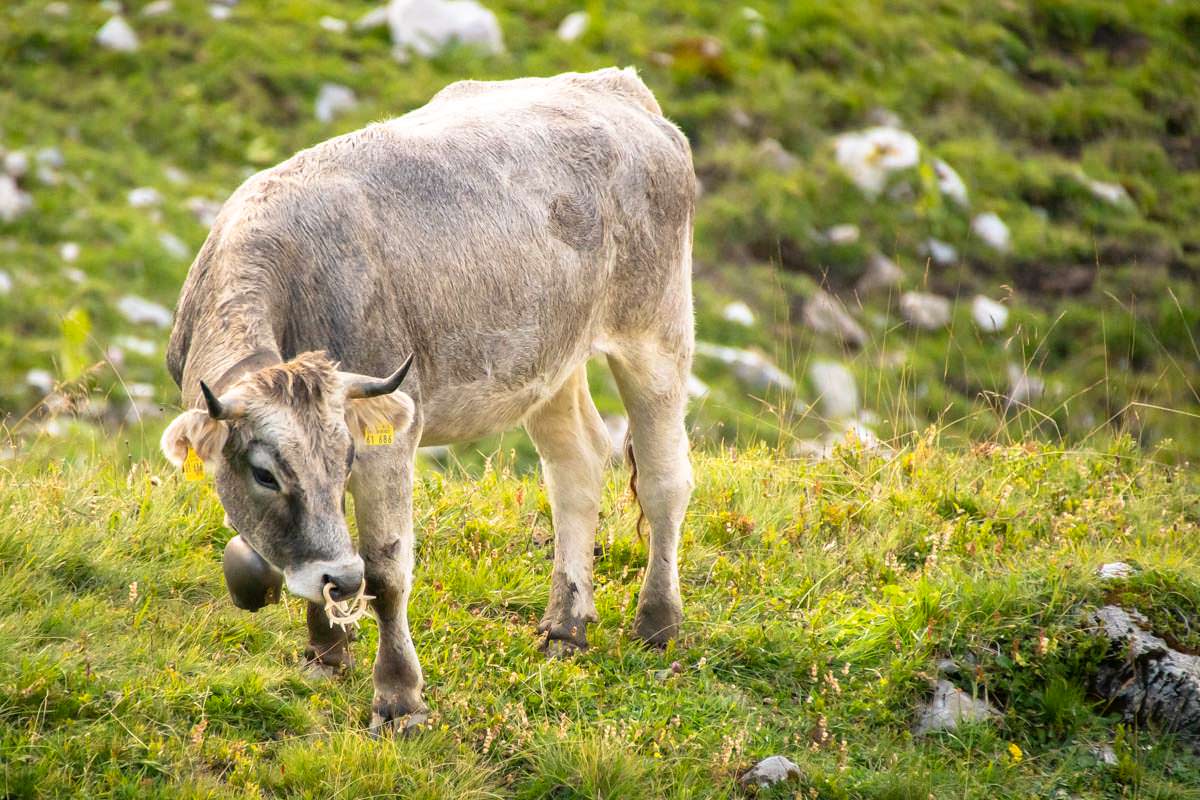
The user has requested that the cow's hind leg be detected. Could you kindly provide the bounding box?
[525,366,609,654]
[349,444,425,734]
[607,338,693,646]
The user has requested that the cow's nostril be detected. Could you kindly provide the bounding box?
[323,568,364,602]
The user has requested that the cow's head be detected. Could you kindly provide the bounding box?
[160,351,414,603]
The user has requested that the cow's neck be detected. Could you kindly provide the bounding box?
[181,315,282,407]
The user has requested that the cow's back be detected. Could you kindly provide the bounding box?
[171,68,694,443]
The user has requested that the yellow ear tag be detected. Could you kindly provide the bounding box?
[363,422,395,446]
[182,447,205,481]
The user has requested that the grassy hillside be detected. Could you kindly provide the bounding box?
[1,0,1199,463]
[2,442,1199,798]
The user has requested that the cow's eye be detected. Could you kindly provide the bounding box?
[251,466,280,491]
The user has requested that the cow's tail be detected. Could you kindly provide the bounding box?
[625,429,646,542]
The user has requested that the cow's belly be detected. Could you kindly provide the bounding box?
[416,356,584,446]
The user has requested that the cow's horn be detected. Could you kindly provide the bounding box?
[343,354,414,400]
[199,381,246,420]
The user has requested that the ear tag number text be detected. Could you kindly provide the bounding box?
[183,447,205,481]
[364,422,395,446]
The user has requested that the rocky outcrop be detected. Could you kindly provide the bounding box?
[1090,605,1200,737]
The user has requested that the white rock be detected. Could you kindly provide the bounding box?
[64,268,86,284]
[96,16,139,52]
[0,270,11,294]
[925,238,957,265]
[4,150,29,178]
[141,0,173,16]
[163,164,188,185]
[26,369,54,394]
[603,415,628,461]
[972,212,1010,253]
[35,147,64,169]
[721,300,755,327]
[833,126,920,198]
[1098,562,1134,580]
[856,252,903,295]
[60,241,80,262]
[117,295,173,328]
[185,196,222,226]
[315,83,358,123]
[899,292,951,330]
[971,295,1008,333]
[319,15,349,33]
[1085,178,1130,206]
[695,342,794,392]
[686,373,709,399]
[1091,744,1119,766]
[803,290,867,348]
[114,335,157,356]
[209,5,232,20]
[914,680,998,735]
[825,223,860,245]
[1006,363,1044,407]
[808,360,858,420]
[0,175,33,222]
[127,186,162,208]
[739,756,801,790]
[356,6,390,30]
[754,138,799,173]
[158,231,189,260]
[44,2,70,15]
[933,159,968,207]
[556,11,588,42]
[388,0,504,57]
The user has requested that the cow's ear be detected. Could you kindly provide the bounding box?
[160,409,229,466]
[345,390,415,443]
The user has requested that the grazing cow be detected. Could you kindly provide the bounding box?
[160,68,695,732]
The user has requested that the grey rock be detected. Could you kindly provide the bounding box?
[35,147,65,169]
[96,15,139,52]
[803,290,867,348]
[808,360,858,420]
[1006,364,1045,407]
[315,83,357,123]
[1090,606,1200,737]
[739,755,801,789]
[971,295,1008,333]
[0,175,33,222]
[127,186,162,208]
[924,237,957,266]
[556,11,588,42]
[695,342,794,392]
[388,0,503,58]
[972,212,1010,253]
[914,680,998,735]
[899,292,951,330]
[1091,744,1119,766]
[755,138,798,173]
[856,253,903,295]
[117,295,173,328]
[1097,562,1134,580]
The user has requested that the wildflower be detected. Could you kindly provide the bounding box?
[1007,742,1023,763]
[833,126,920,197]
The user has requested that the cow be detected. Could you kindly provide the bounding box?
[160,67,695,732]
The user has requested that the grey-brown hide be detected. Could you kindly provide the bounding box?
[162,68,696,730]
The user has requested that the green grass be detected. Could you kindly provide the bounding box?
[3,437,1199,798]
[2,0,1199,464]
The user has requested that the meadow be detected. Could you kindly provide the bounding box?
[3,438,1200,798]
[2,1,1200,797]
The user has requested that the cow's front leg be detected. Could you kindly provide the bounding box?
[303,601,354,677]
[349,445,425,733]
[524,367,609,655]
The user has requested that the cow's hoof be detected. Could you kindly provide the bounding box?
[372,705,434,738]
[541,636,584,659]
[301,660,345,680]
[537,616,589,655]
[634,599,682,648]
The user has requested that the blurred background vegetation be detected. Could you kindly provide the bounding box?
[1,0,1198,467]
